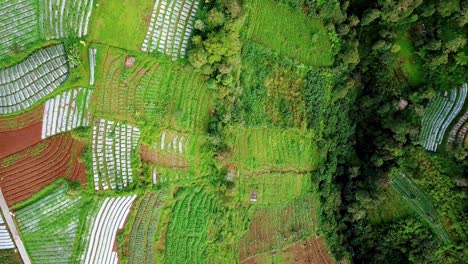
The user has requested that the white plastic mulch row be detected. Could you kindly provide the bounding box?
[92,119,141,191]
[420,83,468,151]
[0,213,15,249]
[42,87,92,139]
[82,195,137,264]
[0,0,39,60]
[141,0,199,60]
[157,130,187,154]
[0,44,68,115]
[89,48,97,85]
[39,0,95,40]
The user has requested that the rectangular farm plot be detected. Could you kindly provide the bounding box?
[15,184,85,263]
[227,127,320,172]
[0,0,40,61]
[244,0,333,66]
[0,44,69,115]
[92,119,141,191]
[82,195,137,264]
[41,87,92,139]
[39,0,96,39]
[141,0,199,60]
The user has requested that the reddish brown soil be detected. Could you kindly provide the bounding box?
[0,104,44,132]
[243,235,335,264]
[0,122,42,159]
[67,141,87,185]
[0,134,86,206]
[140,145,188,169]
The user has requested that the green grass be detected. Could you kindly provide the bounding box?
[392,30,424,86]
[237,172,311,206]
[390,170,452,243]
[88,0,155,51]
[226,127,320,172]
[164,188,218,264]
[244,0,333,66]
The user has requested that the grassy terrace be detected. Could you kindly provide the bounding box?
[244,0,333,66]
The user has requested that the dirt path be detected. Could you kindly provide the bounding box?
[0,188,32,264]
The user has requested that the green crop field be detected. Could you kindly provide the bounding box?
[244,0,333,66]
[15,183,87,264]
[226,127,320,172]
[91,44,213,132]
[88,0,154,51]
[390,170,451,243]
[164,188,219,264]
[237,172,311,205]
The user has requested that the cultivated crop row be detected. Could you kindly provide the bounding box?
[390,170,451,243]
[142,0,199,60]
[0,103,44,132]
[239,193,318,260]
[89,48,96,85]
[164,188,216,263]
[420,83,467,151]
[128,192,166,264]
[15,184,83,263]
[39,0,95,40]
[447,111,468,149]
[228,128,318,172]
[82,195,137,264]
[0,0,40,60]
[0,212,14,249]
[0,44,68,115]
[0,134,83,205]
[42,87,92,139]
[92,119,140,191]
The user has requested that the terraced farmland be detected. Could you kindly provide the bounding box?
[0,44,69,115]
[390,170,451,243]
[127,191,166,264]
[81,195,137,264]
[420,84,467,151]
[447,111,468,149]
[0,103,44,132]
[142,0,199,60]
[239,193,319,260]
[227,127,319,172]
[15,183,84,263]
[164,188,218,263]
[93,46,212,131]
[244,0,333,66]
[0,0,40,61]
[0,134,85,206]
[92,119,140,191]
[42,87,92,139]
[39,0,95,40]
[237,172,311,205]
